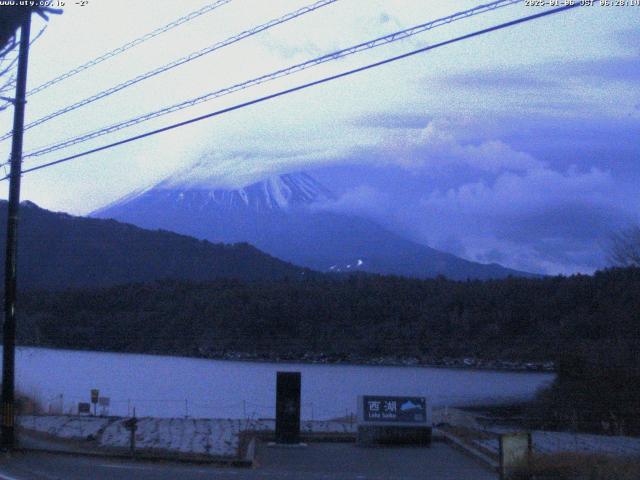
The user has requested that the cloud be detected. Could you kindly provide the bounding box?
[305,109,640,275]
[309,158,634,275]
[441,70,555,90]
[616,27,640,47]
[353,113,432,129]
[437,55,640,89]
[424,55,640,121]
[146,116,545,191]
[377,119,543,174]
[561,56,640,83]
[160,148,352,190]
[310,184,392,218]
[416,165,637,274]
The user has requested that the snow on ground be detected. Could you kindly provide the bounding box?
[17,415,111,440]
[433,407,482,429]
[100,418,269,457]
[259,419,356,434]
[18,415,356,458]
[475,431,640,457]
[436,409,640,459]
[20,413,640,459]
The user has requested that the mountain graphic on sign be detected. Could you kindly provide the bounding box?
[400,400,422,412]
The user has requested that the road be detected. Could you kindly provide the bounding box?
[0,443,497,479]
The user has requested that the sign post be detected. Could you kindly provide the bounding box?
[124,409,137,458]
[98,397,110,416]
[90,389,99,416]
[357,395,432,446]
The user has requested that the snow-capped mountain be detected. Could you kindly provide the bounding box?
[93,172,534,280]
[160,172,334,212]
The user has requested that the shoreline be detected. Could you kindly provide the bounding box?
[12,344,555,373]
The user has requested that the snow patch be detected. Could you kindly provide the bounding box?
[475,431,640,457]
[18,416,355,458]
[17,415,111,440]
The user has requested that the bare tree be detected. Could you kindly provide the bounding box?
[0,5,58,110]
[609,225,640,267]
[0,5,58,52]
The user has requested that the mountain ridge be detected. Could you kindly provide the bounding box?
[94,171,536,280]
[0,200,311,291]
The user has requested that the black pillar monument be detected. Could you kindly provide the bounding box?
[275,371,301,444]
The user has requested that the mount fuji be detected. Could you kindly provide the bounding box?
[92,172,533,280]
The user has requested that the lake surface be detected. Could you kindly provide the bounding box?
[6,347,553,420]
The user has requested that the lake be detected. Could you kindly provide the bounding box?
[7,347,553,419]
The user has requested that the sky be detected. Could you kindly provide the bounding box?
[0,0,638,275]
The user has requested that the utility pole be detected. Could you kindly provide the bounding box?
[2,10,32,450]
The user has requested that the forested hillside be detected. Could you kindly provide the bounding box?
[0,201,310,289]
[16,267,640,363]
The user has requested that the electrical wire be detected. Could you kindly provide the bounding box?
[21,0,521,159]
[26,0,233,98]
[0,4,581,180]
[0,0,338,142]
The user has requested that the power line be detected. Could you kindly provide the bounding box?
[0,4,581,181]
[0,1,232,113]
[22,0,521,159]
[0,0,338,142]
[8,0,234,101]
